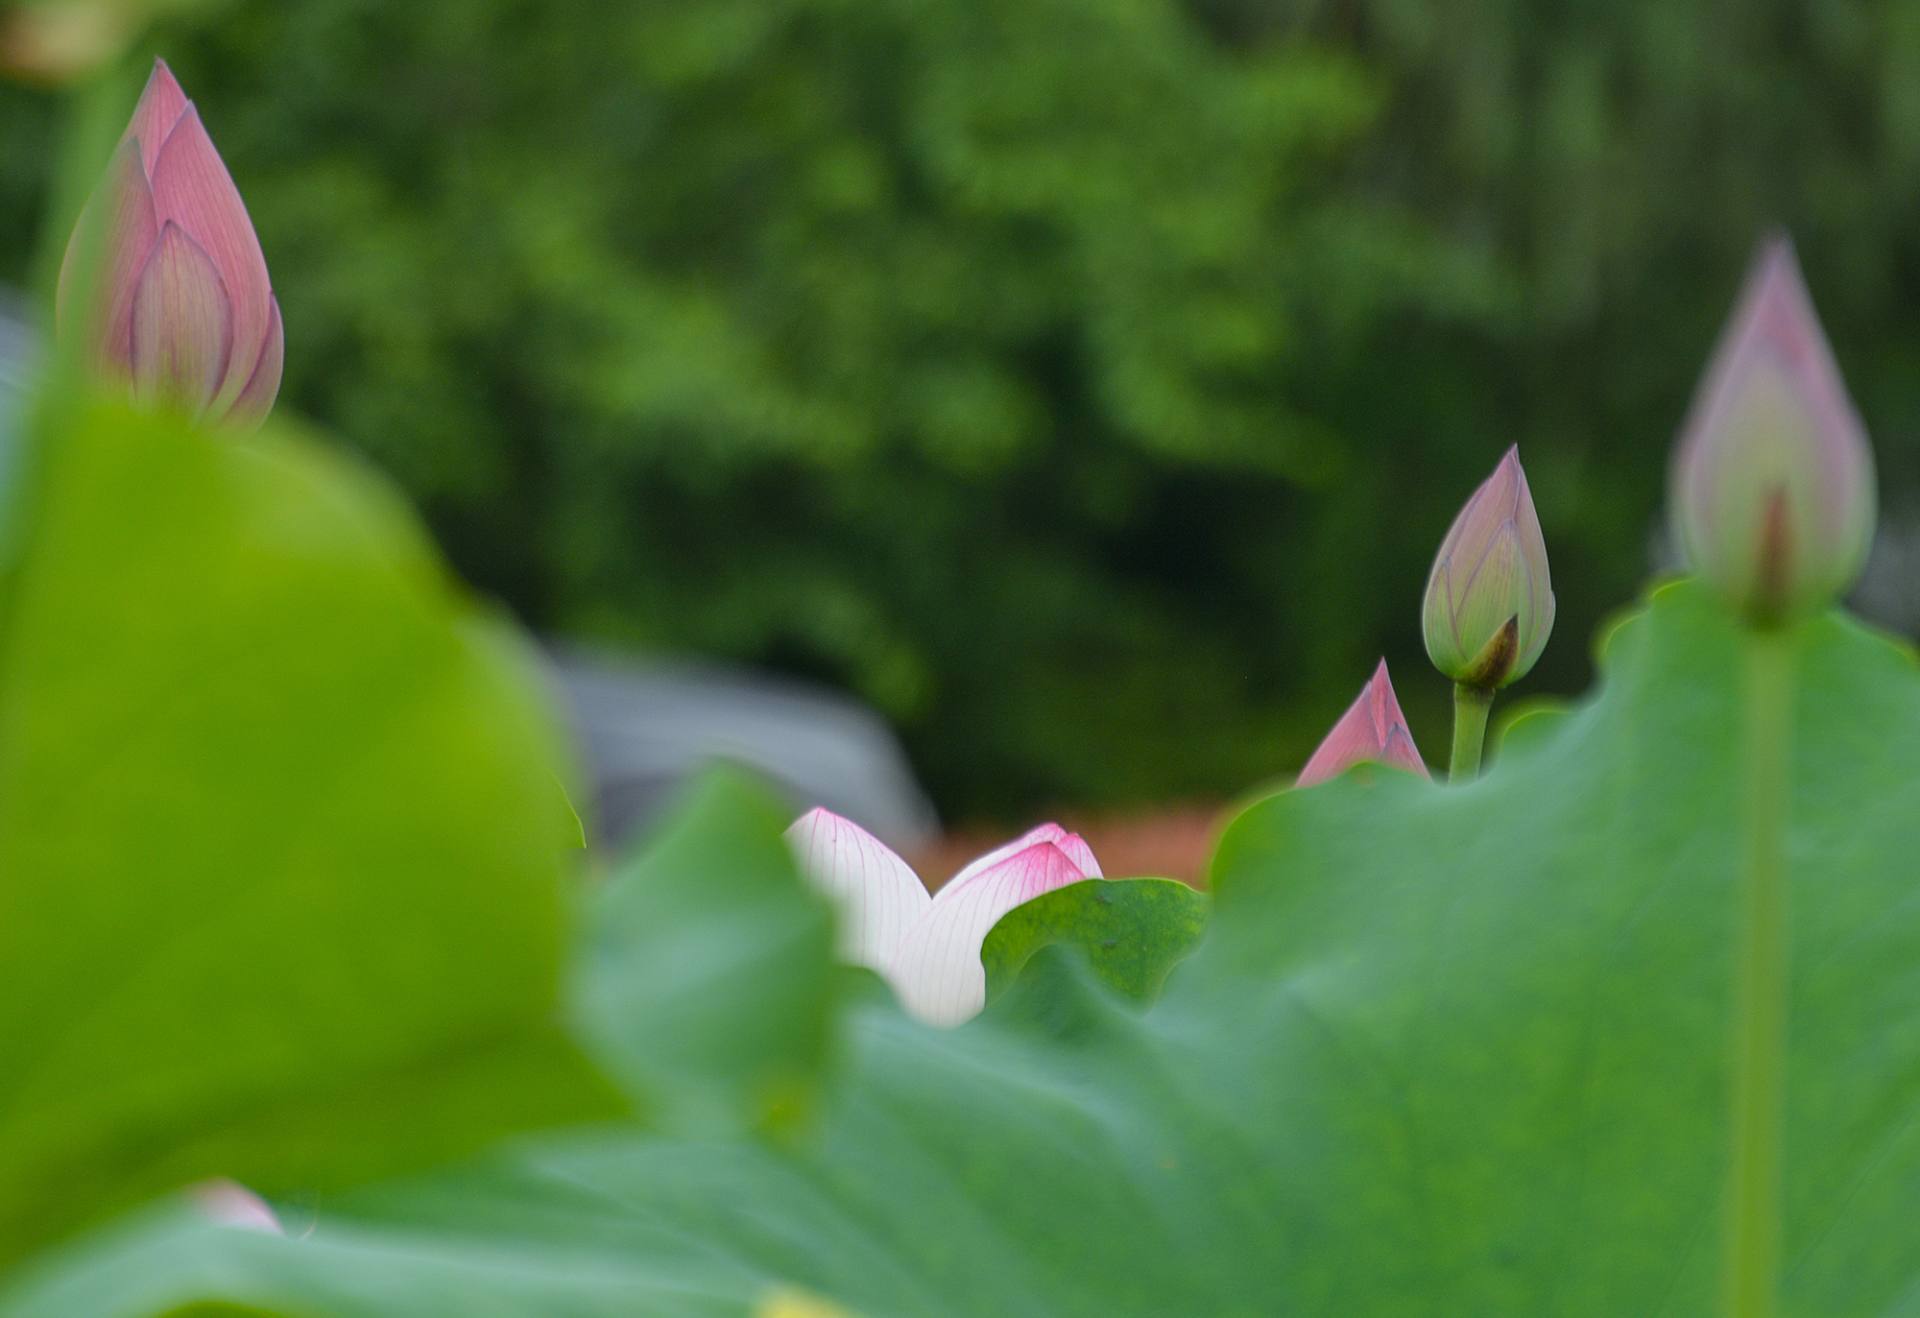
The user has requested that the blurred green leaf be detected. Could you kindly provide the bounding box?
[26,581,1920,1313]
[573,769,839,1135]
[981,877,1208,1006]
[0,401,618,1267]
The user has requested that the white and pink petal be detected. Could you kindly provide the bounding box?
[786,808,930,973]
[887,840,1092,1027]
[943,820,1101,889]
[1046,830,1101,879]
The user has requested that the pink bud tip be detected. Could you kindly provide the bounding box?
[1297,660,1431,788]
[1671,234,1876,625]
[56,58,280,431]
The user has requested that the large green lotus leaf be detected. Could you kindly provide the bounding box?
[14,581,1920,1315]
[0,401,617,1267]
[982,877,1208,1005]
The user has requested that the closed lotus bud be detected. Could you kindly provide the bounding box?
[57,58,282,429]
[1671,236,1875,626]
[1296,660,1429,788]
[1422,446,1555,689]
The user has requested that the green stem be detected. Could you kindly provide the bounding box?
[1721,631,1796,1318]
[1449,683,1494,782]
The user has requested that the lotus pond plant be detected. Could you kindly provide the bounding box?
[57,58,281,428]
[1422,444,1555,778]
[1672,235,1875,628]
[3,51,1915,1318]
[1668,235,1878,1318]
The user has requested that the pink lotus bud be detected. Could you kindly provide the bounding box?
[1422,446,1555,689]
[57,58,282,429]
[787,811,1102,1027]
[1296,660,1429,788]
[1671,236,1876,625]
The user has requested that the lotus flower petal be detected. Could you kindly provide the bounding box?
[944,821,1102,889]
[1297,660,1430,788]
[55,139,156,371]
[943,824,1101,895]
[1381,725,1423,773]
[786,812,1105,1025]
[888,841,1091,1027]
[130,222,232,412]
[786,808,930,973]
[944,822,1063,888]
[226,296,283,432]
[1047,830,1101,880]
[147,103,273,408]
[125,57,190,176]
[1451,522,1523,662]
[1442,448,1519,568]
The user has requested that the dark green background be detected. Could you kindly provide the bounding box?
[6,0,1918,816]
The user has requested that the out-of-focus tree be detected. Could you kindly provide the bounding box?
[5,0,1919,815]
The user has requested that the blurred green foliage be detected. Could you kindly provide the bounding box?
[7,0,1920,814]
[22,581,1920,1315]
[0,396,616,1267]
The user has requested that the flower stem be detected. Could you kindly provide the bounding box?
[1721,630,1796,1318]
[1449,683,1494,782]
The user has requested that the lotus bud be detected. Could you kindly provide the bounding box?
[1671,236,1876,626]
[57,58,282,429]
[788,810,1102,1027]
[1422,446,1555,689]
[1296,660,1429,788]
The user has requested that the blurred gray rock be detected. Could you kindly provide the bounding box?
[551,650,936,854]
[1849,511,1920,637]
